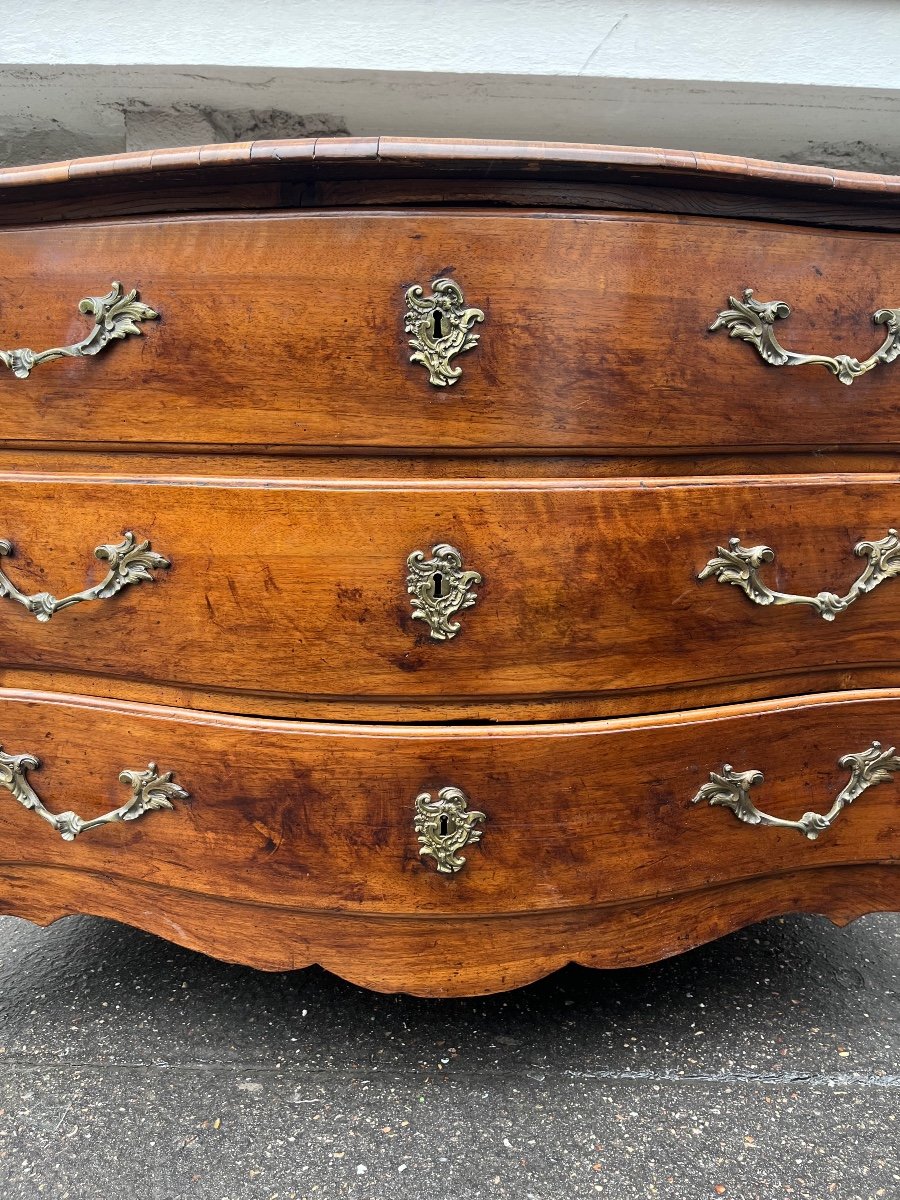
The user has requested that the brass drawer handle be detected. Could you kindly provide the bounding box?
[0,281,157,379]
[0,531,169,622]
[0,748,187,841]
[405,277,484,386]
[406,542,481,641]
[699,528,900,621]
[414,786,486,873]
[691,740,899,841]
[710,288,900,386]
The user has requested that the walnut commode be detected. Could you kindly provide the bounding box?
[1,137,899,996]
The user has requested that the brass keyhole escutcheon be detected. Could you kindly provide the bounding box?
[415,786,486,874]
[406,544,482,641]
[405,277,484,387]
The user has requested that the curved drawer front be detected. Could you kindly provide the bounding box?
[4,212,900,451]
[0,689,897,922]
[3,475,900,711]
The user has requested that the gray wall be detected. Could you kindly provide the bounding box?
[2,0,900,168]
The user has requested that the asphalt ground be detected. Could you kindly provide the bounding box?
[0,910,897,1199]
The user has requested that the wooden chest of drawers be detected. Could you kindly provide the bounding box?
[1,137,900,995]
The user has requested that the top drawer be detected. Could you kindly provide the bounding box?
[2,210,900,452]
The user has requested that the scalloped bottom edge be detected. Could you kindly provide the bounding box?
[0,861,897,996]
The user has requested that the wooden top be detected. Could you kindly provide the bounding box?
[2,137,900,226]
[3,136,900,194]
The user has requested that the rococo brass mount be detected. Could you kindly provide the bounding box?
[0,748,187,841]
[691,740,900,840]
[710,288,900,385]
[414,786,486,873]
[405,277,484,386]
[0,531,169,622]
[699,528,900,621]
[406,543,482,640]
[0,282,158,379]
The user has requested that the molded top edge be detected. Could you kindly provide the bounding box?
[1,136,899,205]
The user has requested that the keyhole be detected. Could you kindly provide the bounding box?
[432,571,444,598]
[439,814,449,837]
[431,308,444,338]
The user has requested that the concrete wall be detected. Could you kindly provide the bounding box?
[2,1,900,168]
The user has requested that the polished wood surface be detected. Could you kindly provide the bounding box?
[3,211,900,453]
[0,688,897,994]
[1,474,900,716]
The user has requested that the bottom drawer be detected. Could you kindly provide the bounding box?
[0,688,898,996]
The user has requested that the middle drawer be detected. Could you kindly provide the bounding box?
[1,474,899,717]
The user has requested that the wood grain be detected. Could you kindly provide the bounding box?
[311,179,900,233]
[1,474,900,715]
[0,687,898,994]
[6,447,900,479]
[3,663,899,725]
[3,211,900,452]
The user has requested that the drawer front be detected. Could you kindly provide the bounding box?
[3,475,900,712]
[3,212,900,452]
[0,690,897,952]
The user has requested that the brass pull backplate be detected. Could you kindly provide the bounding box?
[691,740,900,840]
[699,528,900,621]
[0,531,169,622]
[0,747,187,841]
[710,288,900,386]
[0,281,158,379]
